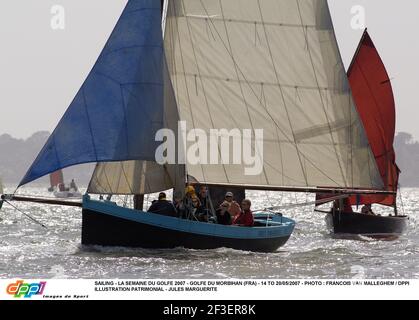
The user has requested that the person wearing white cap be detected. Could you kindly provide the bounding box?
[225,192,234,203]
[223,191,241,219]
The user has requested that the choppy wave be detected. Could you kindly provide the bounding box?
[0,185,417,279]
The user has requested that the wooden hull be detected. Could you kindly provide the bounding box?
[81,197,295,253]
[326,211,408,239]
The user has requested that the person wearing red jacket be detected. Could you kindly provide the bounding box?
[233,199,254,227]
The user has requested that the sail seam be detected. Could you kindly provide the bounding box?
[102,45,164,58]
[113,162,124,194]
[182,1,231,184]
[255,0,308,186]
[167,7,181,114]
[193,0,342,187]
[172,0,206,182]
[181,15,316,29]
[295,0,346,187]
[354,61,392,187]
[52,135,62,173]
[119,85,130,158]
[120,162,135,195]
[102,165,115,194]
[82,88,98,162]
[194,1,305,147]
[170,72,340,91]
[261,83,285,186]
[215,0,270,185]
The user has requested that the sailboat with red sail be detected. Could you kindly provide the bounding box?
[319,30,408,239]
[48,170,81,199]
[48,170,64,192]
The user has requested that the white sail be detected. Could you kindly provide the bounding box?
[88,160,184,195]
[163,0,382,189]
[89,0,383,195]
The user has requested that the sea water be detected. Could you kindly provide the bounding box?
[0,185,417,279]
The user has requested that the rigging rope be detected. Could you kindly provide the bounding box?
[3,200,47,229]
[255,194,348,212]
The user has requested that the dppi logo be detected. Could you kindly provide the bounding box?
[6,280,46,298]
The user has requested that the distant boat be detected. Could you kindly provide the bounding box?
[53,189,82,199]
[317,30,408,239]
[53,179,82,199]
[48,170,64,192]
[48,170,81,199]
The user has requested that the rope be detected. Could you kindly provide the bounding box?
[3,200,47,229]
[255,194,349,212]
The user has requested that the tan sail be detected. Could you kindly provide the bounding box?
[88,0,383,195]
[88,59,186,195]
[88,160,185,195]
[164,0,382,189]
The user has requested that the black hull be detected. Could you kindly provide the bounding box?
[326,211,407,239]
[82,209,291,253]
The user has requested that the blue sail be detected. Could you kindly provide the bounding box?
[20,0,165,187]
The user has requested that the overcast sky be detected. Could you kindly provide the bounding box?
[0,0,418,140]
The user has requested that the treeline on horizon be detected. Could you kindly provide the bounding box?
[0,131,94,186]
[0,131,419,187]
[394,132,419,187]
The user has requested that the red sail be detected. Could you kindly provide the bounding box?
[49,170,64,188]
[347,30,399,206]
[316,30,399,207]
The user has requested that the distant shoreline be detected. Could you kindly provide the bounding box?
[1,131,419,187]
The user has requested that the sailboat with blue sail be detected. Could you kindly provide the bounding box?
[1,0,393,252]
